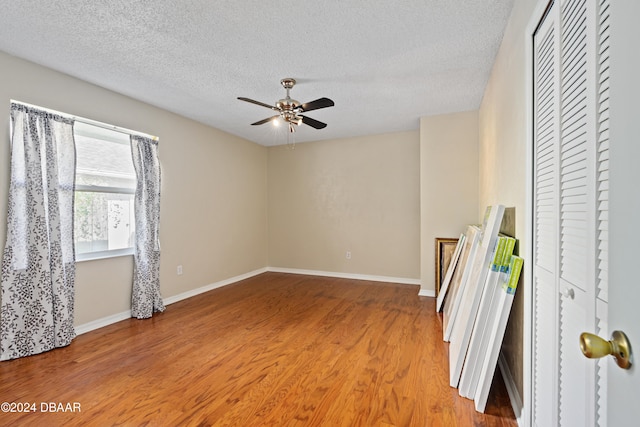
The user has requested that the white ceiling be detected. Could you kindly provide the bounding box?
[0,1,514,146]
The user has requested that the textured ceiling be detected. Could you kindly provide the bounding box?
[0,1,514,146]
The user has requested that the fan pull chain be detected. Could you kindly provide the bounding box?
[287,125,296,149]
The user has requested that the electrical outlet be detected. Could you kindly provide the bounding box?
[346,251,351,260]
[177,265,183,275]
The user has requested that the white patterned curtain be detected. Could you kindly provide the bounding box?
[130,135,164,319]
[1,103,77,361]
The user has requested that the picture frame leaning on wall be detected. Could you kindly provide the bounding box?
[435,237,461,296]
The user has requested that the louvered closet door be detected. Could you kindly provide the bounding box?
[532,5,560,425]
[532,0,610,425]
[557,0,594,425]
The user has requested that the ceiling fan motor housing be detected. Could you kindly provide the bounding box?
[276,98,300,111]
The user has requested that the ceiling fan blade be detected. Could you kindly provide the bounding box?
[300,115,327,129]
[251,116,280,126]
[298,97,335,112]
[238,97,278,111]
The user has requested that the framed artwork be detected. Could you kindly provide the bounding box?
[435,237,460,295]
[436,234,465,312]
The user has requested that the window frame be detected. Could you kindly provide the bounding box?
[72,123,138,262]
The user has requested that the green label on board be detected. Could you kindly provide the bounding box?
[502,256,523,295]
[491,237,507,272]
[500,237,516,273]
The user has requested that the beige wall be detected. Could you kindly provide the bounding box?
[268,132,420,280]
[420,111,480,294]
[0,51,268,325]
[478,0,539,405]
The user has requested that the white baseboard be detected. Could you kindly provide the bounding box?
[162,267,268,306]
[498,351,524,427]
[74,310,132,335]
[418,289,436,297]
[74,267,268,336]
[267,267,421,286]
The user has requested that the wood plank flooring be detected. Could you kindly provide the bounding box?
[0,272,517,426]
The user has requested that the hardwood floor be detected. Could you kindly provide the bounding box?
[0,272,517,426]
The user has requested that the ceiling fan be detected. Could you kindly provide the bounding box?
[238,78,334,133]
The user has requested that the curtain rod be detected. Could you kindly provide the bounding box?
[10,100,159,141]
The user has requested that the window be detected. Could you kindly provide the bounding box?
[74,122,136,260]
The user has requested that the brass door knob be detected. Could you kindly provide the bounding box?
[580,330,633,369]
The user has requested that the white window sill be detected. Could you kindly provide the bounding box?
[76,248,134,262]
